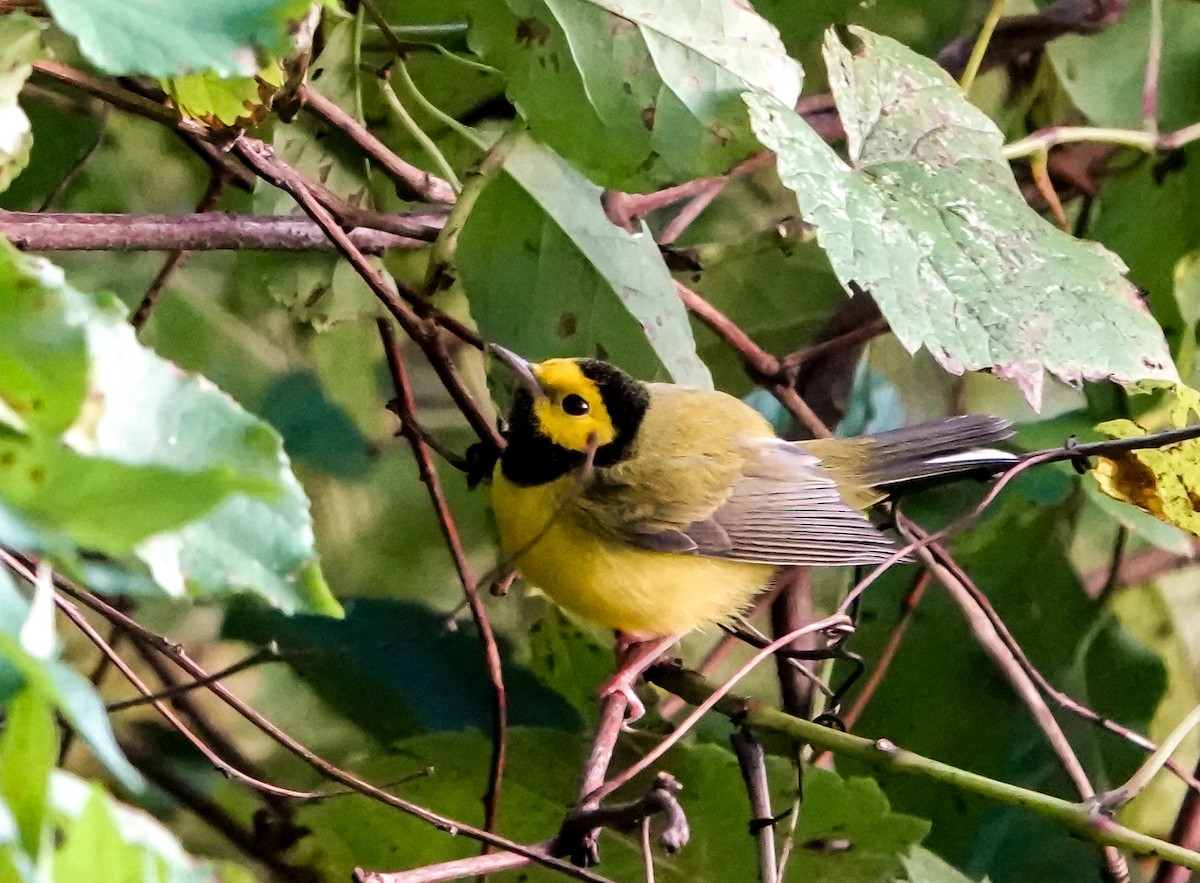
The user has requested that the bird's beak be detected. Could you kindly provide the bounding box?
[488,344,547,400]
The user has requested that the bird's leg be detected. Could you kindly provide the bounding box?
[600,633,682,724]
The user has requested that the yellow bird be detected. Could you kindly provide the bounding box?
[488,348,1014,706]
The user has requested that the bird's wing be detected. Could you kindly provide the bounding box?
[575,388,897,565]
[676,439,900,565]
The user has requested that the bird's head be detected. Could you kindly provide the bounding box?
[490,346,649,485]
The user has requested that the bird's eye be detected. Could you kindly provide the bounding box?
[561,393,590,416]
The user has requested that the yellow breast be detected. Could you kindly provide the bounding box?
[490,472,775,636]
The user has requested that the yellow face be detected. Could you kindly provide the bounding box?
[529,359,617,453]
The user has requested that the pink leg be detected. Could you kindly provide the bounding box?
[598,633,682,724]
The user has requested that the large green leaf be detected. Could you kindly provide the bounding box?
[469,0,802,191]
[0,689,55,858]
[1046,0,1200,132]
[0,15,39,195]
[221,597,581,739]
[0,243,339,615]
[51,774,222,883]
[458,135,711,386]
[745,28,1178,409]
[43,0,310,78]
[0,569,143,792]
[294,727,927,882]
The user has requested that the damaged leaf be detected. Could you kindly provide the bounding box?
[745,28,1178,409]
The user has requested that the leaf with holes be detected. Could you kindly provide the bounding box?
[469,0,802,190]
[745,28,1178,409]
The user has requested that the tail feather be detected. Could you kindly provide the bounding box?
[858,415,1016,486]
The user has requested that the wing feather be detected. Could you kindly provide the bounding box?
[579,414,898,565]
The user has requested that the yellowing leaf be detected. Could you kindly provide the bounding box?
[1092,385,1200,536]
[163,62,284,128]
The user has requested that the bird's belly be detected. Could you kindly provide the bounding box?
[491,477,775,636]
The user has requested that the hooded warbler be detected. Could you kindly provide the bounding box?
[488,347,1017,645]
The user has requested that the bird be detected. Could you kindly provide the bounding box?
[487,346,1017,714]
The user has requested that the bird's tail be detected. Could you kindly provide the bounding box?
[806,415,1018,490]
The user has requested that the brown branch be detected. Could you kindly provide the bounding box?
[300,83,456,205]
[554,773,689,863]
[893,520,1129,881]
[355,843,561,883]
[1082,544,1199,597]
[39,582,320,801]
[1153,756,1200,883]
[0,210,440,253]
[770,567,816,718]
[231,136,501,449]
[674,281,832,437]
[106,646,280,712]
[378,319,508,841]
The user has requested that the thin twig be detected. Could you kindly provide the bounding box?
[231,136,502,449]
[300,82,456,204]
[673,281,832,437]
[899,523,1126,880]
[378,319,508,840]
[106,646,280,712]
[1153,755,1200,883]
[1143,0,1163,136]
[590,614,854,804]
[16,555,608,883]
[121,737,314,883]
[131,175,226,330]
[647,665,1200,870]
[1,210,441,252]
[42,585,321,801]
[354,843,565,883]
[959,0,1007,93]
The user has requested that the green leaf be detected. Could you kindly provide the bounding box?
[526,606,613,718]
[0,15,39,195]
[458,135,711,386]
[0,795,36,883]
[221,598,581,739]
[1086,145,1200,368]
[162,62,283,128]
[0,436,273,555]
[294,728,927,882]
[0,250,88,435]
[903,846,985,883]
[43,0,310,78]
[0,243,339,615]
[50,773,201,876]
[258,370,373,479]
[1046,0,1200,132]
[468,0,802,191]
[0,572,142,792]
[745,28,1178,409]
[0,690,55,858]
